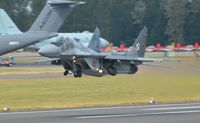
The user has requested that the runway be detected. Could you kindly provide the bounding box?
[1,103,200,123]
[0,62,64,79]
[0,73,64,79]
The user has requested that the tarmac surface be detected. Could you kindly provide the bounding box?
[0,62,64,79]
[0,73,64,79]
[1,103,200,123]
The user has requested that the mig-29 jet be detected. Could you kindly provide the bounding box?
[0,0,82,56]
[45,27,175,78]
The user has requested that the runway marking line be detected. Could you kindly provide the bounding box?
[75,110,200,119]
[144,106,200,111]
[0,102,199,116]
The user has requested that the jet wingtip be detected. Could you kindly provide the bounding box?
[48,0,86,5]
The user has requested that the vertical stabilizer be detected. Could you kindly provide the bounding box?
[127,26,147,57]
[29,0,85,32]
[88,27,101,53]
[0,9,22,35]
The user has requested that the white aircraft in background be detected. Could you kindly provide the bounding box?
[0,8,109,51]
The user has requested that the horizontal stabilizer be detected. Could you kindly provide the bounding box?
[105,55,179,62]
[48,0,86,6]
[142,63,175,69]
[35,58,60,63]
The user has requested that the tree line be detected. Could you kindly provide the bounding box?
[0,0,200,46]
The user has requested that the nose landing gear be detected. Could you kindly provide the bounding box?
[64,71,69,76]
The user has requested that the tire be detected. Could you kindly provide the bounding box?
[75,65,82,78]
[77,70,83,78]
[74,73,78,78]
[64,71,69,76]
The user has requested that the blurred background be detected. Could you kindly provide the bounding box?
[0,0,199,46]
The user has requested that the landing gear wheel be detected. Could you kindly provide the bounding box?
[74,70,82,78]
[64,71,69,76]
[73,64,83,78]
[74,73,78,78]
[77,70,83,78]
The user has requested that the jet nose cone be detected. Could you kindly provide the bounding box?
[38,44,60,57]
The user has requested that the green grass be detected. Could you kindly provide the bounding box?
[15,59,37,63]
[0,73,199,111]
[0,57,199,111]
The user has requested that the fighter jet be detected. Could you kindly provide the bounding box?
[0,8,109,52]
[0,0,83,56]
[50,27,175,78]
[32,32,109,51]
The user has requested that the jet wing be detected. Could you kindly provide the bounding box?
[105,55,178,62]
[48,0,86,6]
[142,63,175,68]
[35,58,60,63]
[0,31,58,56]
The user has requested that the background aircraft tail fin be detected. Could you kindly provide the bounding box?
[88,27,101,53]
[29,0,85,32]
[0,9,22,35]
[127,26,147,57]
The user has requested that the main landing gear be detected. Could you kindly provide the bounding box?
[63,57,83,78]
[64,69,83,78]
[64,64,83,78]
[74,69,83,78]
[63,69,83,78]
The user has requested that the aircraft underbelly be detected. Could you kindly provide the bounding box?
[115,63,132,74]
[83,70,105,77]
[76,59,105,77]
